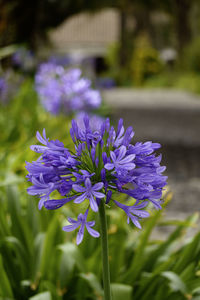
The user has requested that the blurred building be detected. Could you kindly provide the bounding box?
[49,9,120,57]
[47,9,120,77]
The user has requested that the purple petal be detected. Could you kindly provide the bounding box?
[129,215,142,229]
[30,145,47,153]
[119,154,135,164]
[85,178,92,189]
[74,192,87,203]
[89,195,98,212]
[68,217,78,224]
[102,152,107,164]
[117,145,126,161]
[117,119,124,136]
[44,197,75,210]
[119,163,135,170]
[86,224,100,238]
[150,199,162,210]
[73,184,86,193]
[36,130,47,145]
[62,222,81,232]
[106,190,112,204]
[38,198,46,210]
[132,210,150,218]
[92,191,105,198]
[110,151,116,162]
[92,182,104,191]
[76,227,84,245]
[104,163,114,170]
[87,221,95,226]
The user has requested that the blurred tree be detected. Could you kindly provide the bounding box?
[0,0,110,49]
[0,0,199,71]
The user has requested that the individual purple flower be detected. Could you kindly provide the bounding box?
[27,174,57,209]
[35,63,102,115]
[105,145,135,172]
[26,114,167,244]
[73,178,105,212]
[63,209,100,244]
[114,200,150,229]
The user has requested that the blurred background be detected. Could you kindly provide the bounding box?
[0,1,200,299]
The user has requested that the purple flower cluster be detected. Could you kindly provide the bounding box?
[35,63,101,115]
[26,115,167,244]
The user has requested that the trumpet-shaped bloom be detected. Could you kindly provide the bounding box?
[105,145,135,171]
[63,209,100,244]
[73,178,105,212]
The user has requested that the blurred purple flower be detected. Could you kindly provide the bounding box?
[35,63,102,115]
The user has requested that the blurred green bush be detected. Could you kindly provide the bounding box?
[131,35,163,86]
[105,35,163,87]
[183,37,200,73]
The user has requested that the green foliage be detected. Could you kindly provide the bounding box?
[183,37,200,73]
[0,181,200,300]
[105,42,127,85]
[131,35,163,86]
[145,71,200,94]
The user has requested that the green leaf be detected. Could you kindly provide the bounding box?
[79,273,103,297]
[6,186,33,256]
[57,243,86,288]
[109,228,127,282]
[1,236,29,278]
[0,44,19,58]
[29,291,52,300]
[180,262,196,282]
[172,232,200,273]
[39,215,63,279]
[111,283,132,300]
[161,271,187,294]
[0,254,13,298]
[133,273,161,299]
[121,202,167,284]
[0,199,11,237]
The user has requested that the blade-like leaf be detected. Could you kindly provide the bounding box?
[111,283,132,300]
[29,291,52,300]
[0,254,13,298]
[161,271,187,294]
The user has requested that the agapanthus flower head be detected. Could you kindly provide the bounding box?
[26,115,167,244]
[35,62,101,115]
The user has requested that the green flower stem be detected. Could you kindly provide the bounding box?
[99,201,112,300]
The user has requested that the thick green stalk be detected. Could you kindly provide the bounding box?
[99,201,112,300]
